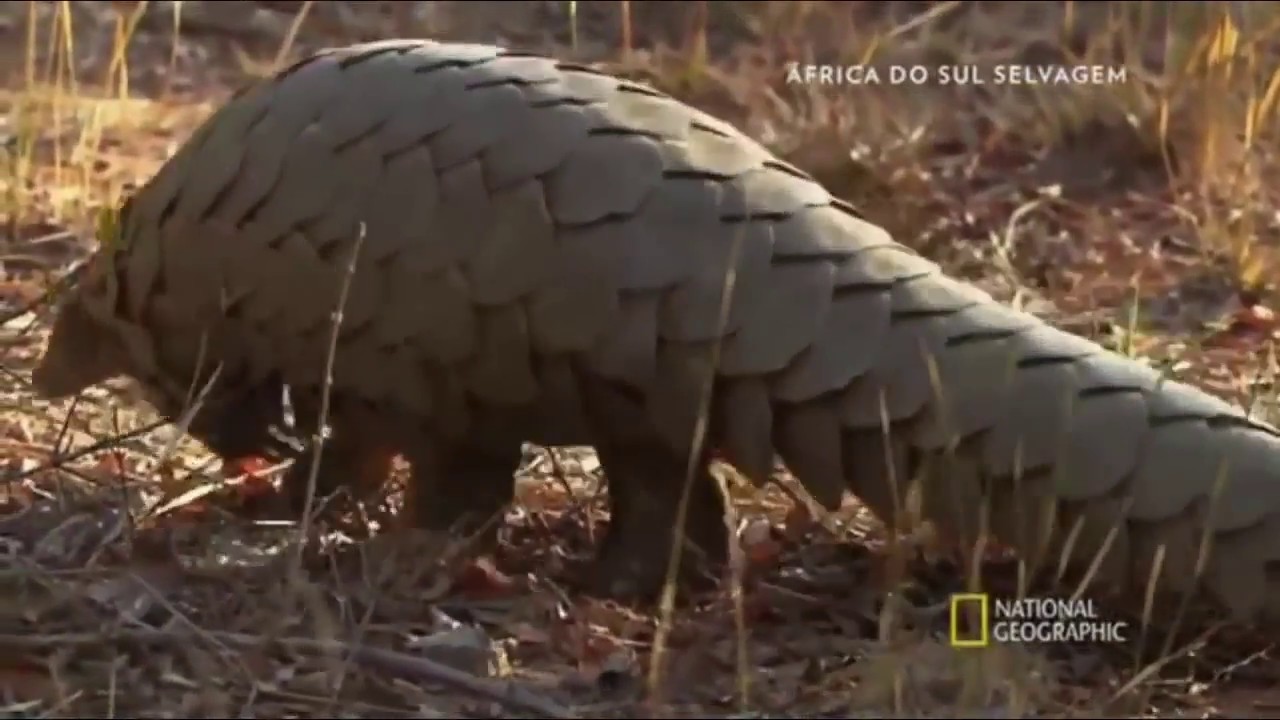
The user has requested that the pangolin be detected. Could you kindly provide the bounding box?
[30,39,1280,614]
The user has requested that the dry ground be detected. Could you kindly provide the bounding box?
[4,1,1280,717]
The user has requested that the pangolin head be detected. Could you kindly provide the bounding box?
[31,250,132,400]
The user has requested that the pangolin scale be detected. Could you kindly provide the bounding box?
[31,39,1280,614]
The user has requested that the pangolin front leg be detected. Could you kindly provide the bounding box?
[400,436,520,546]
[589,437,727,600]
[141,379,391,519]
[579,375,728,600]
[258,387,518,532]
[263,391,399,518]
[281,427,397,519]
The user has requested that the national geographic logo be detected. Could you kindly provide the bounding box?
[950,594,1129,648]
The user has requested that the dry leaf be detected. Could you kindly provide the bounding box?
[453,556,519,600]
[782,502,818,542]
[0,659,59,706]
[1235,303,1276,330]
[742,518,782,567]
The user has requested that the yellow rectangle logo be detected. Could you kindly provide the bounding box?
[950,593,989,648]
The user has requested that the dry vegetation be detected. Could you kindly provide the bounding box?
[3,1,1280,717]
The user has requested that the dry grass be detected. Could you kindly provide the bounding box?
[3,1,1280,717]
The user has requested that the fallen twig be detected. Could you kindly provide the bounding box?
[6,420,166,483]
[0,629,578,719]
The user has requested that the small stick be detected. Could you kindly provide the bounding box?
[0,629,577,718]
